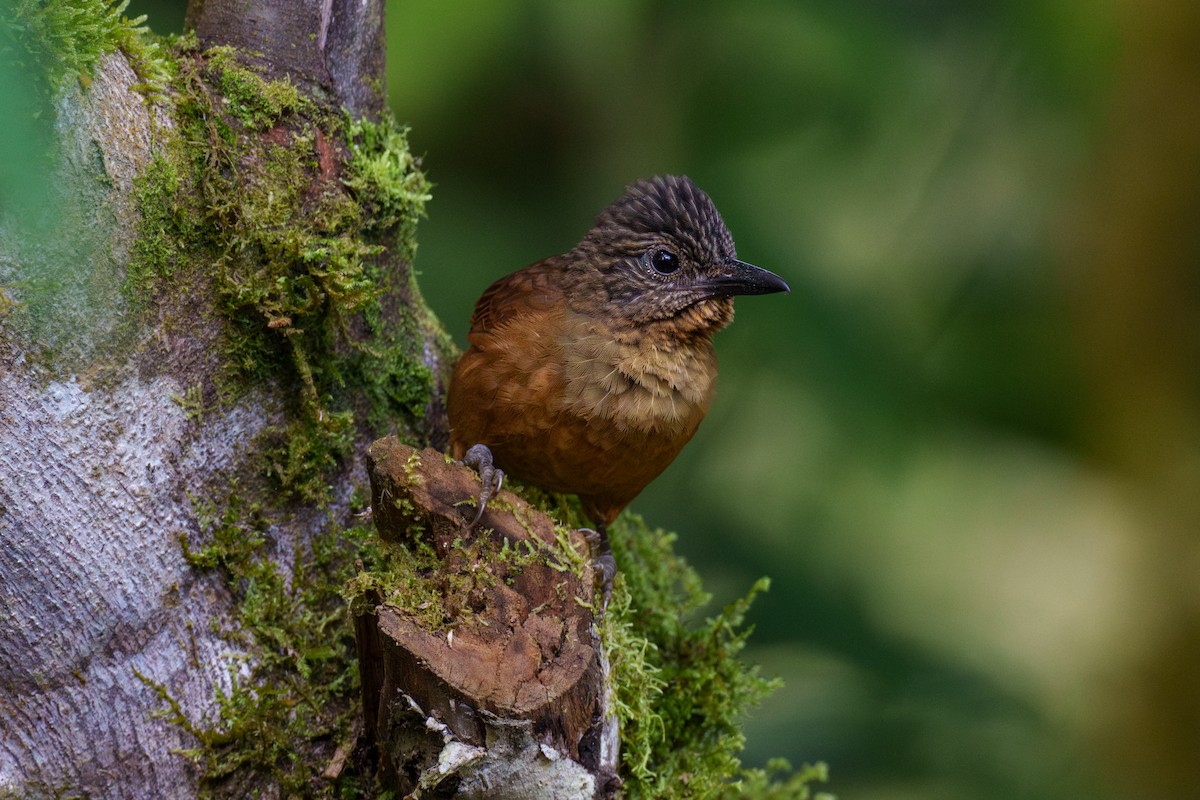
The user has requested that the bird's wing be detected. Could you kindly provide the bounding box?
[468,258,564,336]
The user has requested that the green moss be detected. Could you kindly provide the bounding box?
[345,535,483,632]
[343,458,597,641]
[2,0,169,102]
[127,153,190,296]
[141,489,390,797]
[343,116,432,255]
[208,46,307,129]
[170,383,208,421]
[601,513,830,799]
[718,761,832,800]
[342,116,439,432]
[0,781,84,800]
[128,42,434,502]
[343,517,564,634]
[257,411,355,504]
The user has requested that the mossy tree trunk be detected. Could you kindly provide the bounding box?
[0,2,449,797]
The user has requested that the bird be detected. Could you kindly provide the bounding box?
[446,175,788,587]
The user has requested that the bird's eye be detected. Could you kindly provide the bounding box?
[644,249,679,275]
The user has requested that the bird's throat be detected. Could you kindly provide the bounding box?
[679,295,735,335]
[559,314,717,434]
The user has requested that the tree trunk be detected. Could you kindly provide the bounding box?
[1,51,224,800]
[0,2,450,797]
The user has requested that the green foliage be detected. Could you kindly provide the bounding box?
[604,513,830,799]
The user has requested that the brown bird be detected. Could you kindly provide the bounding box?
[447,175,788,581]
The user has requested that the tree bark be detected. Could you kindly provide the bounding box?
[187,0,387,119]
[1,52,220,800]
[0,2,442,797]
[358,440,618,798]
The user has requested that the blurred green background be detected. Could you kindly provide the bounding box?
[132,2,1200,798]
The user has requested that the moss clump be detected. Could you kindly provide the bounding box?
[139,489,389,796]
[342,480,574,634]
[1,0,169,102]
[128,152,191,293]
[717,761,832,800]
[602,513,831,800]
[343,116,432,254]
[129,40,434,502]
[344,533,518,633]
[209,47,306,130]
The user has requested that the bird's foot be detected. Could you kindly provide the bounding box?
[580,527,616,612]
[460,443,504,530]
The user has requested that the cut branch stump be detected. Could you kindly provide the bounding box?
[357,438,620,798]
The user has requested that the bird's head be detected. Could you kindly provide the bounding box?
[566,175,789,334]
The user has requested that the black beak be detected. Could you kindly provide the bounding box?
[698,259,790,297]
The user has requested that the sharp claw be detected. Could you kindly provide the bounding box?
[467,495,487,529]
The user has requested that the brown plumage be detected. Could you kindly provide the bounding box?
[447,175,788,533]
